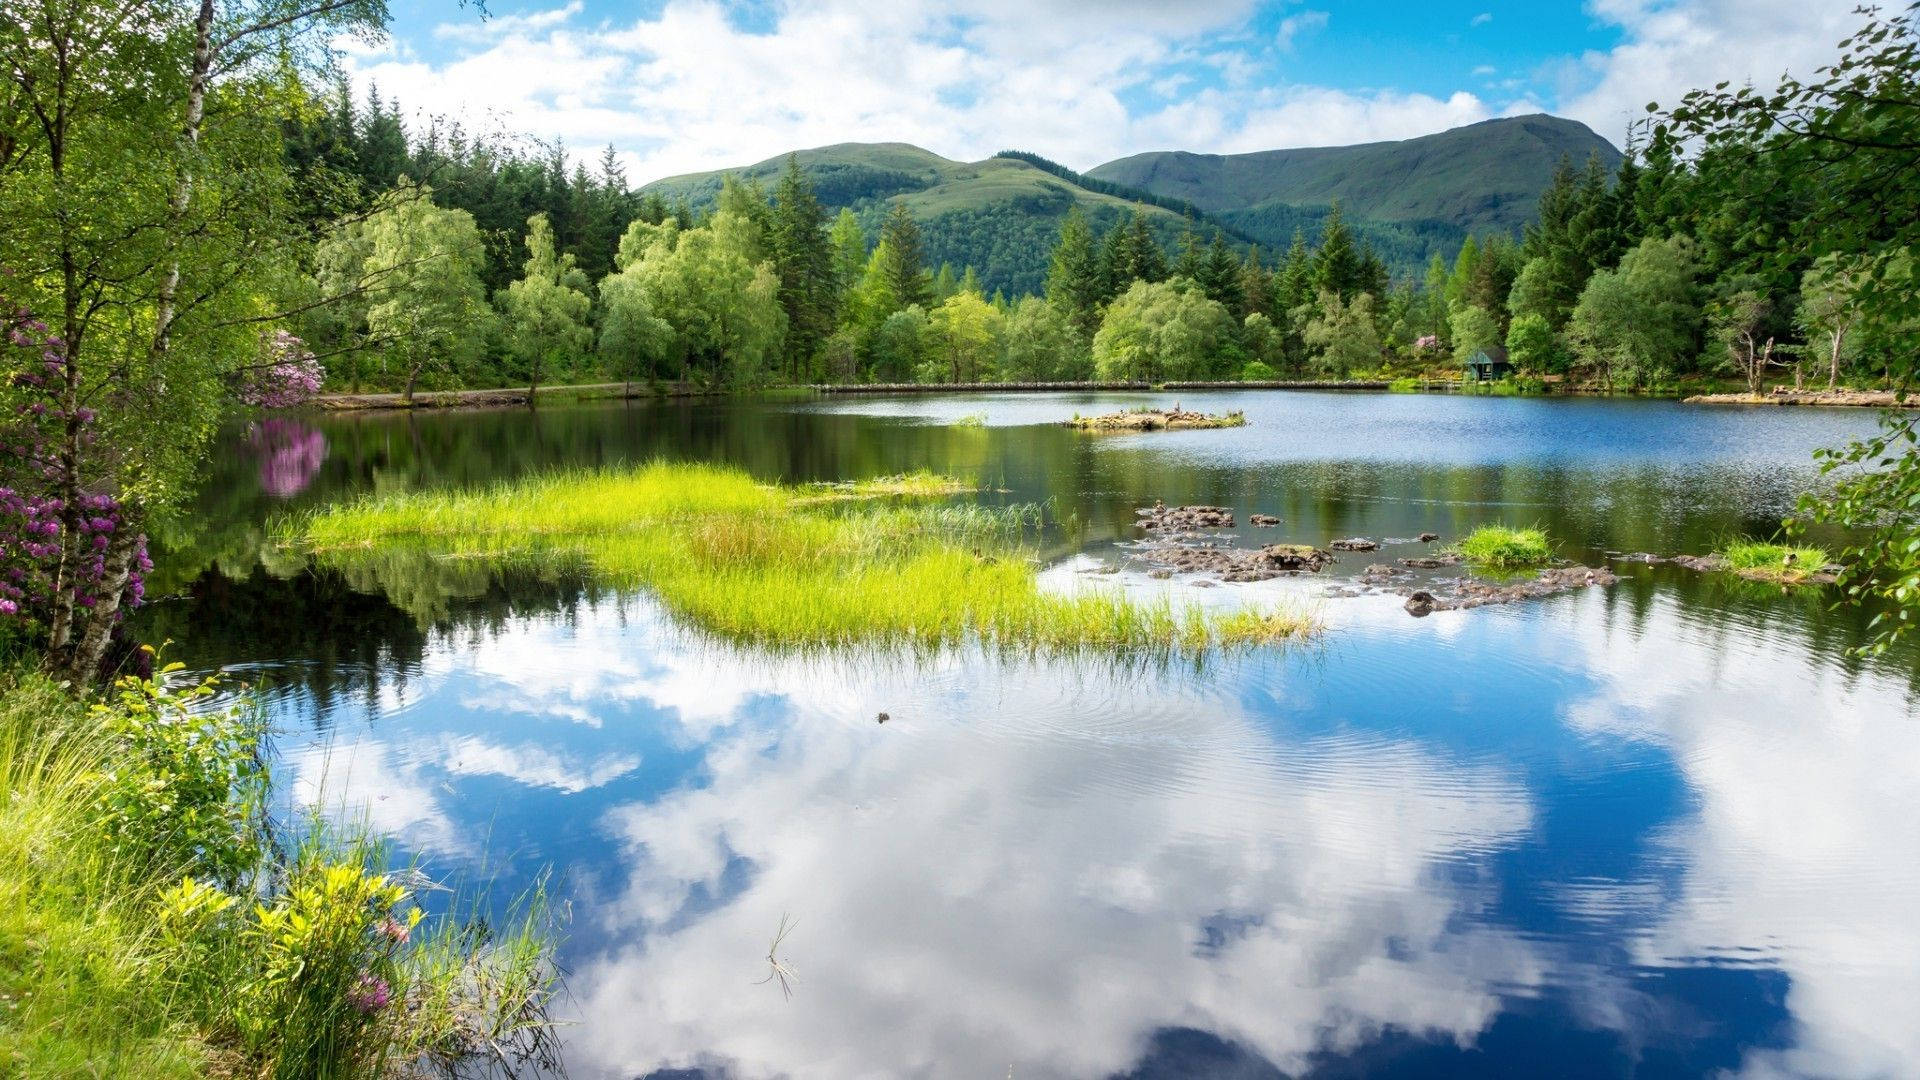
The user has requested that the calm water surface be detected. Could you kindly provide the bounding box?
[139,391,1920,1079]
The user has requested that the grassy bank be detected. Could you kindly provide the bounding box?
[0,664,560,1077]
[1452,525,1554,568]
[283,463,1318,655]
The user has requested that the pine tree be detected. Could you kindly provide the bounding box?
[1201,231,1245,314]
[1310,201,1361,300]
[771,155,834,377]
[1045,206,1103,333]
[1239,245,1272,319]
[878,201,930,309]
[1172,223,1206,282]
[828,208,867,315]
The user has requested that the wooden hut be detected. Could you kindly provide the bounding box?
[1464,346,1514,382]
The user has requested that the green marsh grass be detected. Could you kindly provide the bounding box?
[1451,525,1554,568]
[1719,540,1832,583]
[285,462,1320,655]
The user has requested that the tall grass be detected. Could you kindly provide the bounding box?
[0,666,562,1078]
[283,462,1319,655]
[1451,525,1554,568]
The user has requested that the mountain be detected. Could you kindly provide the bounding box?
[640,116,1621,296]
[642,144,1196,297]
[1088,114,1623,240]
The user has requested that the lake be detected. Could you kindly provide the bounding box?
[137,390,1920,1079]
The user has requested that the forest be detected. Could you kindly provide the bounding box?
[269,66,1913,401]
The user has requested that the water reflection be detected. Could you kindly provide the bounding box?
[246,417,328,497]
[140,393,1920,1078]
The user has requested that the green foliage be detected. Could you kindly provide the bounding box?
[1299,289,1381,376]
[501,213,594,392]
[0,667,561,1078]
[1243,361,1280,381]
[1451,525,1553,567]
[1449,304,1503,362]
[1092,278,1240,381]
[1505,312,1566,373]
[89,664,266,889]
[924,291,1005,382]
[1568,235,1701,388]
[337,183,495,400]
[1791,415,1920,655]
[870,306,930,382]
[1002,297,1092,381]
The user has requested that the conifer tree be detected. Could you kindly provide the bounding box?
[1310,201,1361,300]
[1045,206,1103,332]
[771,155,834,377]
[878,202,931,309]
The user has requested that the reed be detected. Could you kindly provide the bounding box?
[285,462,1320,655]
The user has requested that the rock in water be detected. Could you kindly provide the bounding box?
[1405,591,1437,617]
[1330,537,1379,552]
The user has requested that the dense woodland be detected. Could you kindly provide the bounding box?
[272,68,1911,399]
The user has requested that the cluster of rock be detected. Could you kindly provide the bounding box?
[1614,551,1839,586]
[1401,566,1620,616]
[1124,503,1623,616]
[1137,541,1336,582]
[1136,502,1235,531]
[1067,407,1247,432]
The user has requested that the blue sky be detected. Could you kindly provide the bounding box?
[339,0,1859,183]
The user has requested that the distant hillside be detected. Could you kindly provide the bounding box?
[1088,114,1623,241]
[639,116,1620,296]
[643,144,1197,296]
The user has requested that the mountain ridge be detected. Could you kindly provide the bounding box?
[638,115,1621,295]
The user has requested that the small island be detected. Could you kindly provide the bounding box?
[1065,405,1247,432]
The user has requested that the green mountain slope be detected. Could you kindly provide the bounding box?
[639,116,1619,296]
[1088,114,1623,237]
[642,144,1193,296]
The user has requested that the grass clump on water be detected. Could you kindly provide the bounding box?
[285,462,1318,655]
[1451,525,1554,568]
[1719,540,1832,583]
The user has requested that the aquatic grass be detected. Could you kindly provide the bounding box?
[1718,540,1832,583]
[952,411,988,428]
[284,462,1320,656]
[1451,525,1554,568]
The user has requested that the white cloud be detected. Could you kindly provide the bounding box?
[1275,9,1329,52]
[1559,0,1861,145]
[1471,12,1493,27]
[339,0,1506,178]
[1472,63,1497,77]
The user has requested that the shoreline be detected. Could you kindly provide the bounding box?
[1683,389,1916,409]
[305,379,1913,414]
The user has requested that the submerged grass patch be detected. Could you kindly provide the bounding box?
[1451,525,1554,568]
[284,462,1318,655]
[1718,540,1832,583]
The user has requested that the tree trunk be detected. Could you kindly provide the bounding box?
[1829,328,1844,390]
[64,527,141,686]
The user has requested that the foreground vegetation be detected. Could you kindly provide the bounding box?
[1452,526,1554,568]
[0,663,559,1077]
[283,463,1319,655]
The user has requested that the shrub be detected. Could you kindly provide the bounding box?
[1240,360,1278,381]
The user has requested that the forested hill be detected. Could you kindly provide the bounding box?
[642,144,1197,297]
[1089,114,1623,240]
[641,117,1617,295]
